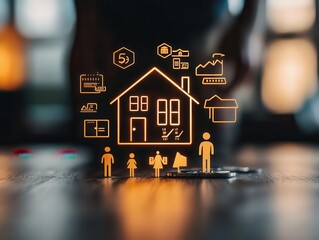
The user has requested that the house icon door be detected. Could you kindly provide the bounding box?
[130,117,147,142]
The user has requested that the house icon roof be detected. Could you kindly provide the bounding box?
[204,95,238,108]
[172,49,189,57]
[110,67,199,105]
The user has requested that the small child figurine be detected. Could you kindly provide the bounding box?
[127,153,137,177]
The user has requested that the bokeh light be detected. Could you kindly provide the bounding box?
[261,38,317,114]
[0,26,26,91]
[267,0,315,34]
[15,0,76,39]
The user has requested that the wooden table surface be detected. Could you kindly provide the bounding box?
[1,143,319,240]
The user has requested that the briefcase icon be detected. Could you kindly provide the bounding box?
[149,157,155,165]
[162,157,168,165]
[160,46,169,54]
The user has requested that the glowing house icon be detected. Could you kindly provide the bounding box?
[110,67,199,145]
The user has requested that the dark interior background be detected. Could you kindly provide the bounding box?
[1,0,319,169]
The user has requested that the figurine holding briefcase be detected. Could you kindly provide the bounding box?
[149,151,167,177]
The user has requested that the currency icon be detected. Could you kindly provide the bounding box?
[113,47,135,69]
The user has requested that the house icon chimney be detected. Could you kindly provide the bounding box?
[181,76,190,93]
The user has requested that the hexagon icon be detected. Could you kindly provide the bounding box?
[113,47,135,69]
[157,43,172,59]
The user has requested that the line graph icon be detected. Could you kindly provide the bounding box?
[195,53,227,85]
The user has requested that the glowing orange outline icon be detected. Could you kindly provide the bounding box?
[113,47,135,69]
[204,95,238,123]
[110,67,199,145]
[157,43,172,59]
[173,58,189,70]
[195,53,227,85]
[80,73,106,94]
[84,119,110,138]
[157,44,190,70]
[80,103,98,113]
[172,49,189,58]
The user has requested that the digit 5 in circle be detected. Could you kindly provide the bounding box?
[113,47,135,69]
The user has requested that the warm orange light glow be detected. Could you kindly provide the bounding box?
[0,26,26,91]
[267,0,316,34]
[262,39,317,114]
[116,179,196,240]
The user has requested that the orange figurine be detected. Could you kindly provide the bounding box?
[101,146,114,177]
[127,153,137,177]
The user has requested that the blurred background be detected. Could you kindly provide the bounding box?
[1,0,319,146]
[2,1,319,240]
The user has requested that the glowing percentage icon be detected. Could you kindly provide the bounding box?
[113,47,135,69]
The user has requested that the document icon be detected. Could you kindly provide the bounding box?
[84,119,110,138]
[80,73,106,94]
